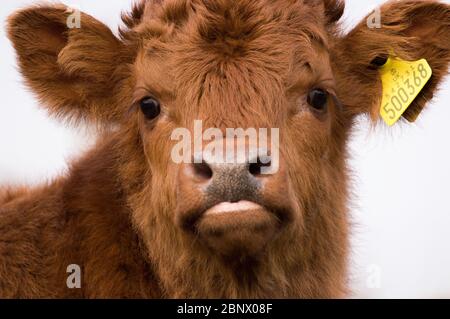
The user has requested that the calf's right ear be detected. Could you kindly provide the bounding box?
[7,5,133,123]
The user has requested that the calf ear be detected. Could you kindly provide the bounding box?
[333,0,450,122]
[7,5,132,123]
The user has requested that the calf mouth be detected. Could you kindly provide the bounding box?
[203,200,264,216]
[199,200,278,232]
[178,199,291,257]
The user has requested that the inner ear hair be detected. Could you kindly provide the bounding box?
[7,5,70,63]
[323,0,345,25]
[7,4,130,124]
[303,0,345,25]
[369,55,388,69]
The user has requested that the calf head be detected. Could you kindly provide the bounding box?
[8,0,450,297]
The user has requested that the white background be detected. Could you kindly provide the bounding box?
[1,0,449,298]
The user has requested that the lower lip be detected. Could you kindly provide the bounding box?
[204,200,263,215]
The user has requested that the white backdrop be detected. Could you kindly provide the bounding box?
[1,0,449,298]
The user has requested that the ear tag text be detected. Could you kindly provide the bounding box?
[379,57,432,126]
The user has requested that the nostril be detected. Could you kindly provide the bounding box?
[249,156,272,176]
[192,161,213,180]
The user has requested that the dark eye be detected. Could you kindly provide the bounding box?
[140,97,161,120]
[307,88,328,112]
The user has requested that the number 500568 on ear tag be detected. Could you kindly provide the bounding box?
[379,57,432,126]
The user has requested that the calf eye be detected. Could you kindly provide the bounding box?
[140,97,161,120]
[307,88,328,112]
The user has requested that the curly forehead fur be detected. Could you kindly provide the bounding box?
[120,0,344,47]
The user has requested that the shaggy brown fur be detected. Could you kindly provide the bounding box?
[1,0,449,298]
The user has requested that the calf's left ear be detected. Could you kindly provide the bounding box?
[332,0,450,123]
[7,5,132,123]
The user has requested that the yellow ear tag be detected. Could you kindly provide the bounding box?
[379,57,432,126]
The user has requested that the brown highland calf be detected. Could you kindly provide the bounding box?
[1,0,449,298]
